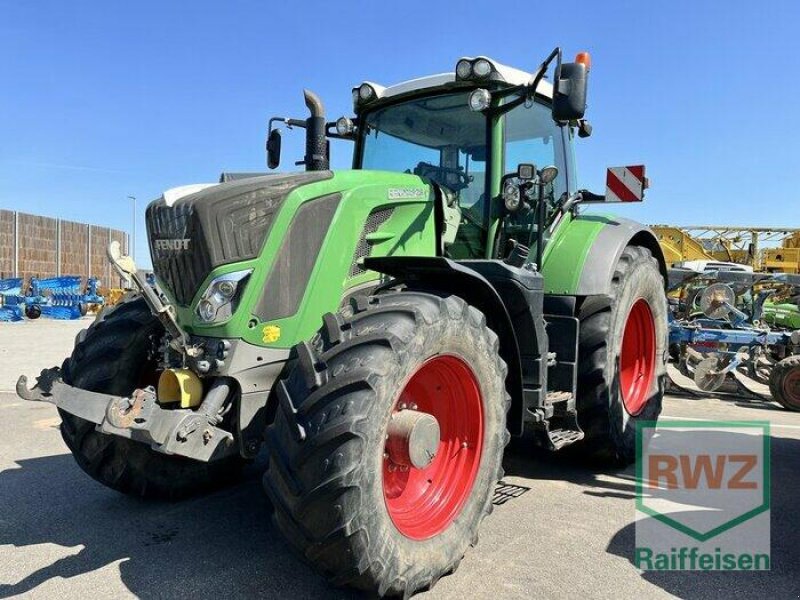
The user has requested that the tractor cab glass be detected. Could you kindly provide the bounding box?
[358,91,489,257]
[499,98,569,254]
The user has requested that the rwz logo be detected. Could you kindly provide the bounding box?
[155,238,190,251]
[635,420,770,571]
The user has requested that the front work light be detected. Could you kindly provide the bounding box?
[196,269,252,324]
[358,83,375,101]
[456,59,473,79]
[468,88,492,112]
[336,116,355,136]
[473,58,492,78]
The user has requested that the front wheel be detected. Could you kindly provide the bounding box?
[263,292,510,597]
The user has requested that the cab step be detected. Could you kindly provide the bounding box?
[545,427,585,450]
[531,391,584,451]
[545,390,573,404]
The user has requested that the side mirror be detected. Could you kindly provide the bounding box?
[552,56,589,122]
[266,129,282,169]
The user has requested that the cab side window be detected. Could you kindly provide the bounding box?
[504,101,568,203]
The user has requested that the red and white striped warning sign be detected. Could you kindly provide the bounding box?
[605,165,646,202]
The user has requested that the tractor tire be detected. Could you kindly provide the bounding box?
[25,304,41,319]
[769,355,800,411]
[59,294,245,499]
[263,292,509,597]
[575,245,667,464]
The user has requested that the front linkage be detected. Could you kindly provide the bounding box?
[16,241,237,462]
[17,368,235,461]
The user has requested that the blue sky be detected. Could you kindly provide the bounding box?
[2,0,798,268]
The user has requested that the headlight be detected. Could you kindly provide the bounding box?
[503,181,522,212]
[196,269,252,324]
[468,88,492,112]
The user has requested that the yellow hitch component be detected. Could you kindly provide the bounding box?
[157,368,203,408]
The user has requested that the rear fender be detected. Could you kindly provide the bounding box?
[542,215,667,296]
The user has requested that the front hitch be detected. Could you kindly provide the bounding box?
[16,369,235,462]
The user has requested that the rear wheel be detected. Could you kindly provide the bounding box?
[263,292,509,596]
[769,355,800,411]
[575,245,667,464]
[60,295,245,499]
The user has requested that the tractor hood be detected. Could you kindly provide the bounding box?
[146,171,333,305]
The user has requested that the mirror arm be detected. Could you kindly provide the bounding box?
[559,191,583,213]
[491,47,562,118]
[558,189,605,214]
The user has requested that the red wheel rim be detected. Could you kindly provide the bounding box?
[620,299,656,416]
[383,355,484,540]
[782,368,800,408]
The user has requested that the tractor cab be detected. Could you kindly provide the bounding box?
[268,49,592,268]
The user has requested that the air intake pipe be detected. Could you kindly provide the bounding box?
[303,89,329,171]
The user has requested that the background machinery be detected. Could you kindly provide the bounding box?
[15,48,667,596]
[667,268,800,410]
[653,224,800,273]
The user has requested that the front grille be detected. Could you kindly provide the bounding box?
[349,207,395,277]
[147,202,214,305]
[146,171,332,305]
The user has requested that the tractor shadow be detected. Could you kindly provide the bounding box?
[0,455,359,599]
[504,429,800,597]
[502,440,640,500]
[603,431,800,599]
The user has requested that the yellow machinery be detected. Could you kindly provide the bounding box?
[764,232,800,274]
[652,225,800,273]
[652,226,716,265]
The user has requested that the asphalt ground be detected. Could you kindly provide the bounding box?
[0,319,797,599]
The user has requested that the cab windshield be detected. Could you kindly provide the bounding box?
[358,91,489,227]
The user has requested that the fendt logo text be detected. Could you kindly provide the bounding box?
[155,238,190,251]
[635,421,770,571]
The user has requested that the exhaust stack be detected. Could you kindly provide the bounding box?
[303,89,329,171]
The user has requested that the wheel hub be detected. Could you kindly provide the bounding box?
[620,298,657,415]
[382,355,484,540]
[386,409,440,470]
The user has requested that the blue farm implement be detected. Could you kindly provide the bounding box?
[667,269,800,410]
[24,276,105,320]
[0,278,24,322]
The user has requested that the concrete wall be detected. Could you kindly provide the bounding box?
[0,210,129,287]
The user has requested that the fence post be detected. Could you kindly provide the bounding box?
[108,228,112,286]
[56,218,62,276]
[13,211,19,277]
[87,224,92,283]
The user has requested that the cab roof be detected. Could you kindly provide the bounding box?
[356,56,554,106]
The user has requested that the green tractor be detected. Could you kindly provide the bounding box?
[17,48,667,596]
